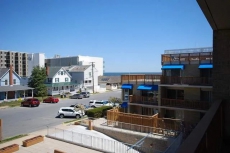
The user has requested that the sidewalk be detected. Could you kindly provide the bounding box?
[0,124,101,153]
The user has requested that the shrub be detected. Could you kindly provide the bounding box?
[86,106,113,118]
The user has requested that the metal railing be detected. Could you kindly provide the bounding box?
[46,126,139,153]
[164,47,213,54]
[161,98,210,110]
[160,76,212,86]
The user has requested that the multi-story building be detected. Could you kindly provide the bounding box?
[0,50,28,76]
[45,55,104,76]
[120,74,161,115]
[27,53,45,76]
[159,47,213,125]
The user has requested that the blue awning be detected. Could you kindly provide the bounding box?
[161,65,184,70]
[121,84,133,89]
[137,85,158,91]
[121,102,128,108]
[199,64,213,69]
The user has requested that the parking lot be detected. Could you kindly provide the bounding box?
[0,90,121,139]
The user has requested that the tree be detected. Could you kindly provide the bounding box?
[28,66,47,99]
[108,97,122,103]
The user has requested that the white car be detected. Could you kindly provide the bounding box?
[57,107,85,119]
[89,100,113,108]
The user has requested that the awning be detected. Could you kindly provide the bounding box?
[121,102,128,108]
[121,84,133,89]
[137,85,158,91]
[161,65,184,70]
[199,64,213,69]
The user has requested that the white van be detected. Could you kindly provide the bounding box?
[89,100,113,108]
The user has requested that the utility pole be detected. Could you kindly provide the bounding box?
[90,62,95,93]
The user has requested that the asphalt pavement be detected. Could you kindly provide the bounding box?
[0,90,121,139]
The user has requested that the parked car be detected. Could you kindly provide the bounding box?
[57,107,85,119]
[43,96,59,103]
[89,100,113,108]
[70,93,83,99]
[21,98,40,107]
[81,92,90,98]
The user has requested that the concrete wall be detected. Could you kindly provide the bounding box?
[213,29,230,138]
[184,88,200,100]
[94,126,172,153]
[27,53,45,76]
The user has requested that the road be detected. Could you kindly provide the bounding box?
[0,90,121,139]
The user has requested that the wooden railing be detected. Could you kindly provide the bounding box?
[121,75,161,84]
[161,98,210,110]
[161,76,212,86]
[129,95,158,105]
[176,100,223,153]
[107,109,181,133]
[162,52,213,64]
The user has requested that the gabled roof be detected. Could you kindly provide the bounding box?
[0,68,21,80]
[66,65,91,72]
[47,67,71,78]
[98,76,121,84]
[0,68,9,79]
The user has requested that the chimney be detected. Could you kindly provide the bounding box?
[46,66,49,76]
[9,65,13,86]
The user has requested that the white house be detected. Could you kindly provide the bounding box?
[44,67,76,96]
[64,65,99,93]
[98,76,121,90]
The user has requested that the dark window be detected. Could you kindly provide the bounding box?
[61,71,64,75]
[5,80,8,85]
[65,78,69,82]
[89,80,91,83]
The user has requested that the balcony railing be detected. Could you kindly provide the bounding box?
[129,95,158,105]
[176,100,223,153]
[162,52,213,65]
[161,76,212,86]
[161,98,210,110]
[121,75,161,84]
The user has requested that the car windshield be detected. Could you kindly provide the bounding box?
[81,92,86,94]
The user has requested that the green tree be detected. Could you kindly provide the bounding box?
[28,66,47,99]
[108,97,122,103]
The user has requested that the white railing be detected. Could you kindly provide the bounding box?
[46,127,139,153]
[164,47,213,54]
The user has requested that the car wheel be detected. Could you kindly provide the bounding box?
[76,114,80,119]
[59,114,64,118]
[21,103,24,107]
[92,106,96,108]
[37,105,39,107]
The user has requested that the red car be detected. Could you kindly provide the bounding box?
[43,96,59,103]
[21,98,40,107]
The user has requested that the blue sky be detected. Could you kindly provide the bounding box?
[0,0,212,72]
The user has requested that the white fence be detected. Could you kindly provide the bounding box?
[46,127,139,153]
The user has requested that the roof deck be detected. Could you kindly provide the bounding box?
[121,75,161,85]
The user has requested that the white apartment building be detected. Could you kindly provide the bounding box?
[27,53,45,76]
[45,55,104,76]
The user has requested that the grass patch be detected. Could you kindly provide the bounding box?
[0,100,23,107]
[0,134,28,144]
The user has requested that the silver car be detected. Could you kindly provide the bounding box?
[70,93,83,99]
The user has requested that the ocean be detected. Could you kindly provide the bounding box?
[103,72,162,76]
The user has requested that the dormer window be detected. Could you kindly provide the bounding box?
[61,71,64,75]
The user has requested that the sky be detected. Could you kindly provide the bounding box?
[0,0,212,72]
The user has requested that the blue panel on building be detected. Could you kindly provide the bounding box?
[121,102,128,108]
[161,65,184,70]
[121,84,133,89]
[198,64,213,69]
[137,85,158,91]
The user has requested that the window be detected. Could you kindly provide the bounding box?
[55,78,59,83]
[13,79,16,84]
[61,71,63,75]
[89,80,91,83]
[5,79,8,85]
[47,78,52,82]
[65,78,69,82]
[85,80,88,83]
[89,72,92,77]
[58,72,61,75]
